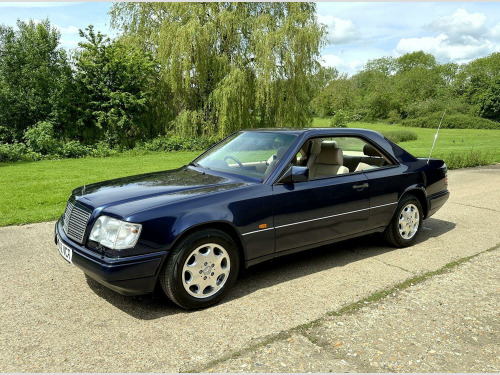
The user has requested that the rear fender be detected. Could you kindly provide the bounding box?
[400,184,428,217]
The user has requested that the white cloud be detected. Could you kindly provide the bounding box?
[429,9,487,42]
[490,23,500,41]
[320,53,362,74]
[395,8,498,63]
[55,25,80,35]
[395,34,493,63]
[318,15,360,45]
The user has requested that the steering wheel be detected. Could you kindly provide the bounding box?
[224,155,244,168]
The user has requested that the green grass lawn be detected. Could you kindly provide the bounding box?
[312,118,500,162]
[0,151,198,226]
[1,120,499,227]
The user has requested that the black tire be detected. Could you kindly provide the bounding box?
[160,228,240,309]
[383,194,423,247]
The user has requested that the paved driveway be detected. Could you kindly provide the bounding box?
[0,165,499,372]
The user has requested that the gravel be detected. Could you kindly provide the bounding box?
[208,248,500,372]
[0,165,498,372]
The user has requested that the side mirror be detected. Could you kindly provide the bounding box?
[279,166,309,184]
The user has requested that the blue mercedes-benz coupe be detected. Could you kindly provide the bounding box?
[55,128,449,309]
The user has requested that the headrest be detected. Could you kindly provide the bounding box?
[363,143,380,157]
[309,139,322,155]
[317,143,343,165]
[322,140,338,148]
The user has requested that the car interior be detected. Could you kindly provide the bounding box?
[204,134,392,181]
[293,137,393,179]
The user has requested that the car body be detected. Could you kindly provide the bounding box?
[55,128,449,308]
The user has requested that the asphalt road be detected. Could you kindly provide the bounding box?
[0,165,499,372]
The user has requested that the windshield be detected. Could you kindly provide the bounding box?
[195,131,297,179]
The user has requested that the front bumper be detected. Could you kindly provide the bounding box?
[55,218,167,295]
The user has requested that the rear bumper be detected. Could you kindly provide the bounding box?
[427,190,450,218]
[55,218,167,296]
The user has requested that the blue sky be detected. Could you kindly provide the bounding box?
[0,2,499,75]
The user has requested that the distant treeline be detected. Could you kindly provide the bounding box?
[312,51,500,130]
[0,3,498,162]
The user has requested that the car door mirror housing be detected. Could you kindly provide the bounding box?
[279,166,309,184]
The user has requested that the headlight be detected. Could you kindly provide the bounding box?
[89,216,142,250]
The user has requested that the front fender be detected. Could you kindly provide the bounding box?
[170,207,235,241]
[166,207,245,254]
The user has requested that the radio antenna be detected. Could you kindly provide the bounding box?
[427,110,446,164]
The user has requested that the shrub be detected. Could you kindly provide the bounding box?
[140,135,217,152]
[329,110,349,128]
[89,141,118,158]
[0,142,27,162]
[0,142,42,162]
[24,121,61,155]
[382,130,418,143]
[438,150,496,170]
[0,126,12,143]
[61,141,90,158]
[402,113,500,130]
[386,110,401,124]
[349,111,364,122]
[402,98,472,119]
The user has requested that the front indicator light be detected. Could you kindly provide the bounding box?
[89,216,142,250]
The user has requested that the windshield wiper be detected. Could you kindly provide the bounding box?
[188,161,211,170]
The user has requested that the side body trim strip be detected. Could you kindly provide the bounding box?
[241,202,398,236]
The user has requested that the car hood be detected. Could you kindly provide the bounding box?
[72,167,250,211]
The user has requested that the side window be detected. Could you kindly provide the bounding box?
[291,143,309,167]
[302,136,392,180]
[335,137,392,173]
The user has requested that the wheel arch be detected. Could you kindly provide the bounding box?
[167,220,246,269]
[400,186,428,218]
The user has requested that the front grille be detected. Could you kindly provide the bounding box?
[63,201,91,244]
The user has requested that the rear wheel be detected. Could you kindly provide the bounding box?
[160,229,239,309]
[384,195,423,247]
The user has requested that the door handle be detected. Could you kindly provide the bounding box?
[352,183,369,190]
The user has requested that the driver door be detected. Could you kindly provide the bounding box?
[272,171,370,253]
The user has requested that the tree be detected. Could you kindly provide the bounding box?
[110,2,325,137]
[478,76,500,121]
[74,26,158,147]
[352,63,396,119]
[0,19,73,142]
[311,73,357,117]
[393,52,441,110]
[395,51,436,72]
[453,52,500,117]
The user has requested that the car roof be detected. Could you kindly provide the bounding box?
[241,127,384,138]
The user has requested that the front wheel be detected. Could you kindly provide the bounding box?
[160,229,240,309]
[384,195,423,247]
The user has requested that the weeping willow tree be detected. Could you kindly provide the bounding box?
[110,2,325,138]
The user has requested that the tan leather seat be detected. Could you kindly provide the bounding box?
[354,143,384,171]
[354,162,373,172]
[306,139,322,170]
[310,143,349,179]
